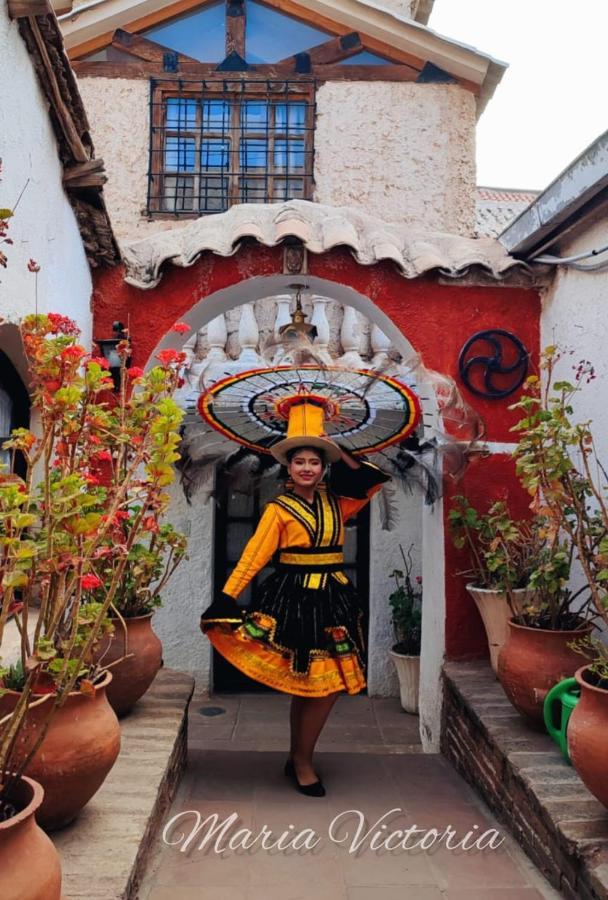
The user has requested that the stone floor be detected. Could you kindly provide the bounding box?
[138,691,562,900]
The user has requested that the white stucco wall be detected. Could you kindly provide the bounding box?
[0,5,92,356]
[541,216,608,464]
[314,82,476,234]
[540,216,608,639]
[75,76,476,241]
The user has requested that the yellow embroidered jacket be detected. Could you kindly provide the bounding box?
[223,460,389,599]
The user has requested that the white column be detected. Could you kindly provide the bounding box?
[199,314,228,387]
[339,305,364,367]
[274,295,292,339]
[237,303,262,367]
[370,323,392,369]
[311,296,332,364]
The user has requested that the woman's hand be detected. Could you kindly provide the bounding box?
[321,435,361,470]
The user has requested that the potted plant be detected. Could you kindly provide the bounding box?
[92,517,188,716]
[511,346,608,803]
[499,347,598,728]
[0,312,186,830]
[448,496,542,673]
[388,544,422,714]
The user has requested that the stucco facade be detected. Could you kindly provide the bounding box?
[0,3,92,364]
[75,76,476,241]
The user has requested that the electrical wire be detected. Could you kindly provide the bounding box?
[531,241,608,270]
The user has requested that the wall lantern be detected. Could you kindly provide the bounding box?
[94,321,132,390]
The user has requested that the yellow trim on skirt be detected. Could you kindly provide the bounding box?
[207,627,366,698]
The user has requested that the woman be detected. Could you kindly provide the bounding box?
[200,407,390,796]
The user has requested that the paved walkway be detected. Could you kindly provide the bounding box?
[139,692,562,900]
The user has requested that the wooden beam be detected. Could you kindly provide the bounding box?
[28,18,90,162]
[73,60,305,83]
[314,62,420,82]
[279,31,362,68]
[111,29,199,65]
[225,0,246,59]
[8,0,50,16]
[63,158,107,189]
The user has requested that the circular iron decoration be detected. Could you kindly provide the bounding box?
[458,330,529,399]
[198,365,421,457]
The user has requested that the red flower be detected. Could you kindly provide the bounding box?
[171,322,190,334]
[60,345,86,361]
[127,366,144,379]
[156,348,181,366]
[95,450,112,463]
[47,313,79,336]
[27,259,40,273]
[81,574,102,590]
[143,515,159,532]
[113,510,130,522]
[84,474,100,486]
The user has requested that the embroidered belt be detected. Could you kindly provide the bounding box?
[277,546,348,589]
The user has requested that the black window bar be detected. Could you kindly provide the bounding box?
[147,78,316,216]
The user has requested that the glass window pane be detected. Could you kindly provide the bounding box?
[240,139,267,171]
[165,98,197,129]
[201,140,229,170]
[227,522,254,561]
[0,387,12,438]
[275,103,306,133]
[242,101,268,130]
[199,176,229,212]
[162,176,194,212]
[274,140,305,171]
[203,100,230,131]
[273,178,304,201]
[142,1,225,63]
[246,0,331,63]
[227,490,254,517]
[337,50,392,65]
[164,137,196,170]
[240,177,266,203]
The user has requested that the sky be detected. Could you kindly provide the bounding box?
[429,0,608,191]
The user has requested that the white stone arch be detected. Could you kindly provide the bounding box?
[149,273,444,752]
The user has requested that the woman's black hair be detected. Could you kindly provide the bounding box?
[285,445,326,465]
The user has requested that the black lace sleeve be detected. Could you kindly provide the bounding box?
[200,592,245,632]
[328,453,391,499]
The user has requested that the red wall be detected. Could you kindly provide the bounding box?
[93,245,541,661]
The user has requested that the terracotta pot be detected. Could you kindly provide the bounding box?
[93,612,163,716]
[0,670,121,831]
[466,585,534,674]
[389,649,420,714]
[497,619,594,728]
[0,775,61,899]
[568,665,608,808]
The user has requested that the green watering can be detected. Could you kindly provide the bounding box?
[543,677,581,763]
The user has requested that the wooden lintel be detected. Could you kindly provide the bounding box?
[225,0,246,59]
[111,29,199,65]
[279,32,362,67]
[73,60,299,81]
[8,0,50,17]
[314,62,420,81]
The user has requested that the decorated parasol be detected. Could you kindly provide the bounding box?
[197,364,421,460]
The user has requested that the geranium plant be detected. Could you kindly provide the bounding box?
[0,313,186,819]
[510,346,607,674]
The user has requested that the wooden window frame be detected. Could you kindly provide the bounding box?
[147,77,315,217]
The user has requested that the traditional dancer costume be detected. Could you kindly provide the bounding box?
[200,399,390,697]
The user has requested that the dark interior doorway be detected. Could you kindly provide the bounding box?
[213,470,370,692]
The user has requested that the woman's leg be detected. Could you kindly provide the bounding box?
[289,692,341,785]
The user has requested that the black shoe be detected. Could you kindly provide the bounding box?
[284,757,326,797]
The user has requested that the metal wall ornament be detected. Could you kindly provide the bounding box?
[458,329,529,400]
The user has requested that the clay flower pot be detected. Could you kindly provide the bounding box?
[0,670,121,831]
[466,585,533,674]
[568,665,608,809]
[497,619,594,729]
[0,775,61,899]
[94,612,162,716]
[389,649,420,714]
